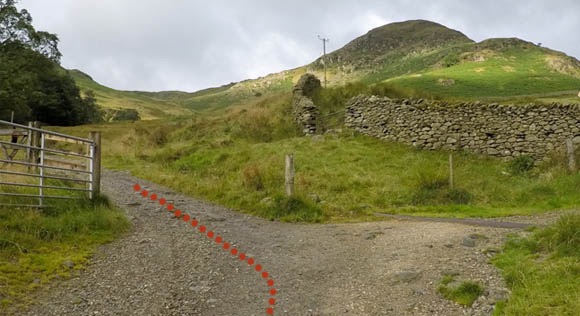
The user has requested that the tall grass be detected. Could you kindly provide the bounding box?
[0,198,130,311]
[493,213,580,315]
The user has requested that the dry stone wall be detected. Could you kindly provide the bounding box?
[292,74,321,135]
[345,95,580,159]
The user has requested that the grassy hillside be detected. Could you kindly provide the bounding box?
[70,68,299,115]
[382,39,580,101]
[69,70,194,120]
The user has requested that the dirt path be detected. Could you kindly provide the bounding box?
[19,170,564,316]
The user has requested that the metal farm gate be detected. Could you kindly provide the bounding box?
[0,120,101,208]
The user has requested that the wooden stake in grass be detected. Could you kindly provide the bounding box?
[285,154,295,197]
[449,153,454,190]
[566,139,576,173]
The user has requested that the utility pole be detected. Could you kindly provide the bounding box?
[318,35,329,87]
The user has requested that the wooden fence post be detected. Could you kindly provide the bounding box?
[566,139,577,173]
[285,154,294,197]
[449,153,454,190]
[89,131,102,198]
[30,121,41,170]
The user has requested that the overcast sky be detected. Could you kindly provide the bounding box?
[17,0,580,92]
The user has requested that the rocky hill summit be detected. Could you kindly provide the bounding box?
[319,20,473,71]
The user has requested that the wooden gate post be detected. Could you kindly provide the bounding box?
[30,121,41,171]
[26,122,33,161]
[89,131,102,198]
[285,154,295,197]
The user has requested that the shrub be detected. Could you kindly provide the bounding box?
[446,188,473,204]
[509,155,535,175]
[242,164,264,191]
[113,108,140,121]
[411,176,473,205]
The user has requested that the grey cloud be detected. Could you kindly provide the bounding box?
[18,0,580,91]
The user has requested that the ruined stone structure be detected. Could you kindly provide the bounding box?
[345,95,580,159]
[292,74,321,135]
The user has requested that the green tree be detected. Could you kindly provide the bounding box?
[78,90,104,123]
[0,1,102,125]
[0,0,61,62]
[112,108,140,121]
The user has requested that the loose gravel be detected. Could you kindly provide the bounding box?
[17,169,573,316]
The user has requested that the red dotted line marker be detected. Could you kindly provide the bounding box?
[132,184,277,315]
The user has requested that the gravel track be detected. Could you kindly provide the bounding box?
[17,169,570,316]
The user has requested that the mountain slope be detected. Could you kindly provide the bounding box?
[71,19,580,116]
[69,70,194,120]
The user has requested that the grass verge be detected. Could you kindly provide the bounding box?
[0,197,130,313]
[492,213,580,315]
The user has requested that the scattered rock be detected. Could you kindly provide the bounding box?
[206,216,226,222]
[392,270,422,284]
[260,197,273,205]
[488,287,511,302]
[469,233,488,240]
[462,237,477,247]
[437,78,455,86]
[441,269,460,277]
[308,193,322,203]
[62,260,75,269]
[311,135,324,143]
[363,231,384,240]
